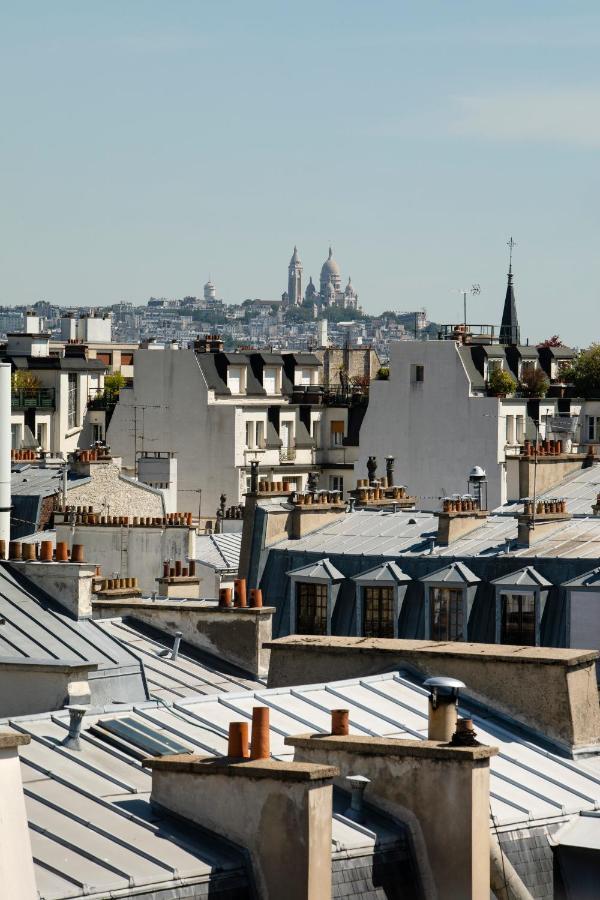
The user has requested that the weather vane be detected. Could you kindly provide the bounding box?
[507,236,517,270]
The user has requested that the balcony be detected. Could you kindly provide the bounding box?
[11,388,55,410]
[279,446,297,463]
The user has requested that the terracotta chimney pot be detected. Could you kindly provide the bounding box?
[250,588,263,608]
[234,578,247,608]
[250,707,270,760]
[71,544,85,563]
[219,587,232,608]
[38,540,53,561]
[22,543,36,561]
[228,721,250,759]
[331,709,349,736]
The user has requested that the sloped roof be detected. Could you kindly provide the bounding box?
[0,563,146,704]
[491,566,552,589]
[194,532,242,572]
[352,561,411,585]
[286,557,344,581]
[3,666,600,900]
[419,561,480,586]
[95,618,259,701]
[562,567,600,589]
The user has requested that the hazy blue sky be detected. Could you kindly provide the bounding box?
[2,2,600,344]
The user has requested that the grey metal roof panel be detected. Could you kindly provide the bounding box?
[419,561,480,585]
[562,567,600,588]
[501,463,600,517]
[194,532,242,571]
[550,812,600,850]
[95,618,259,700]
[457,347,486,390]
[0,564,147,706]
[4,668,600,896]
[286,352,321,366]
[352,561,411,585]
[491,566,552,589]
[286,558,345,581]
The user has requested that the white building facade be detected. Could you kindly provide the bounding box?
[358,339,584,511]
[107,339,358,517]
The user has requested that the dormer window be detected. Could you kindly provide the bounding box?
[227,366,246,394]
[263,366,280,395]
[287,558,344,636]
[491,566,551,647]
[352,562,410,638]
[420,562,480,642]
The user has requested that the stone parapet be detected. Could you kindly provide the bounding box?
[265,636,600,756]
[93,599,274,677]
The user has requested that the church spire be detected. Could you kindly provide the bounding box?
[499,237,520,345]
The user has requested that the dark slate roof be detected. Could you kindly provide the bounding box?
[491,566,552,589]
[196,351,268,397]
[500,268,520,345]
[419,561,480,586]
[457,347,486,391]
[285,352,321,366]
[6,356,107,371]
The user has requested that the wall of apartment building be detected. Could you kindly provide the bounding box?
[10,369,102,456]
[108,349,239,517]
[358,341,504,510]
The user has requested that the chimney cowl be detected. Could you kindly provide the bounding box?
[424,675,465,707]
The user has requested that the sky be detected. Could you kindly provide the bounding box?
[1,2,600,344]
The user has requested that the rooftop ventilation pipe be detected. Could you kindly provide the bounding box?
[344,774,370,824]
[0,363,11,549]
[61,705,88,751]
[171,631,183,660]
[423,676,465,742]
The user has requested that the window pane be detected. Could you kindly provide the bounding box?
[501,593,536,646]
[296,582,328,635]
[429,587,464,641]
[363,586,395,638]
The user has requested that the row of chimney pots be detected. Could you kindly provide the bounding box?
[59,506,194,528]
[442,497,482,513]
[162,560,197,578]
[219,578,263,609]
[0,540,85,563]
[523,498,568,515]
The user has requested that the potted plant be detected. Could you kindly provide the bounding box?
[487,369,517,397]
[520,368,549,398]
[376,366,390,380]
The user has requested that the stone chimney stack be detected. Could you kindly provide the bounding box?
[144,708,338,900]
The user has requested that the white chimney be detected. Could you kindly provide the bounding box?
[0,363,11,549]
[0,732,37,899]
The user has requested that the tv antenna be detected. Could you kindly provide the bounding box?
[452,284,481,327]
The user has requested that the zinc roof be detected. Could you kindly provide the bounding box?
[0,564,143,680]
[194,531,242,572]
[95,618,260,701]
[500,462,600,517]
[4,667,600,898]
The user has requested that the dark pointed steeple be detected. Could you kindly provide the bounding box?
[499,237,520,345]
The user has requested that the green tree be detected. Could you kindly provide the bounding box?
[103,371,126,402]
[564,344,600,398]
[488,368,517,396]
[11,371,41,391]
